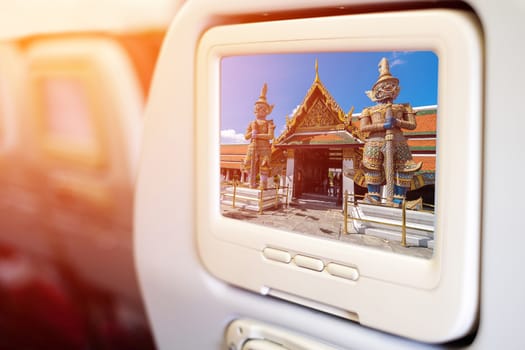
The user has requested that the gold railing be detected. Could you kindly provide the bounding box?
[343,190,434,247]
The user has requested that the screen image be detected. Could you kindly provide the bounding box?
[219,51,438,259]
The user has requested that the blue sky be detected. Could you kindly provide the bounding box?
[220,51,438,144]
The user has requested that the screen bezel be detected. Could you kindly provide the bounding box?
[196,9,481,342]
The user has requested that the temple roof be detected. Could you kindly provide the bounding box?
[274,60,364,147]
[220,107,437,174]
[220,143,248,170]
[276,130,362,148]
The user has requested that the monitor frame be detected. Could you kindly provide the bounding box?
[195,9,482,343]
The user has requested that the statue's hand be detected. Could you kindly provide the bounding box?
[252,129,257,138]
[383,116,395,130]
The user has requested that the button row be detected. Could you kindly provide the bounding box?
[262,247,292,263]
[262,247,359,281]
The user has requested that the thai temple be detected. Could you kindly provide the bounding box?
[220,62,436,206]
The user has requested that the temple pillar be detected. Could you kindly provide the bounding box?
[342,148,355,208]
[285,149,295,203]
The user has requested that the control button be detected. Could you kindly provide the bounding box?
[293,255,324,271]
[262,247,292,264]
[326,263,359,281]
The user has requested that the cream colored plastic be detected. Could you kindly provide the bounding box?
[195,10,482,343]
[0,0,184,39]
[226,319,341,350]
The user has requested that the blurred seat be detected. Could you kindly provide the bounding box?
[0,43,53,257]
[24,36,146,306]
[0,32,163,348]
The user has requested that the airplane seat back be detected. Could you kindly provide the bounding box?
[0,43,49,255]
[135,0,525,349]
[21,36,146,305]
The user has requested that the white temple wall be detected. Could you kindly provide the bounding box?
[342,157,354,208]
[285,152,295,204]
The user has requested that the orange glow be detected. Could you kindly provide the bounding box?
[0,28,166,348]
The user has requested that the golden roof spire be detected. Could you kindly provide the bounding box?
[314,58,320,83]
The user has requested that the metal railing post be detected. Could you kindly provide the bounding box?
[232,181,237,208]
[259,189,264,214]
[401,199,407,247]
[275,184,279,209]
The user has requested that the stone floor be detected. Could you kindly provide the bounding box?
[221,198,433,259]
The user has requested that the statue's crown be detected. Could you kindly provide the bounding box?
[374,57,399,86]
[255,83,269,105]
[365,57,401,102]
[254,83,274,113]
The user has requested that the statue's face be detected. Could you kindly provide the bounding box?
[254,103,269,118]
[373,79,400,102]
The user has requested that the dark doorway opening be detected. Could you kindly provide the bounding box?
[293,148,342,203]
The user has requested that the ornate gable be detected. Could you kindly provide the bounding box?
[269,60,365,176]
[275,60,359,144]
[296,96,342,130]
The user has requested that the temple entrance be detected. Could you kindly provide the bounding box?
[407,184,435,209]
[293,148,342,203]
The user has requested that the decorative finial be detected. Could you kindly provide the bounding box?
[347,106,355,118]
[344,106,355,127]
[314,58,319,82]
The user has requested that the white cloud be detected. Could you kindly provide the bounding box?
[389,58,406,67]
[388,51,413,68]
[291,104,301,116]
[221,129,248,144]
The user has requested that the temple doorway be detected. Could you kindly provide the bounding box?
[293,148,342,203]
